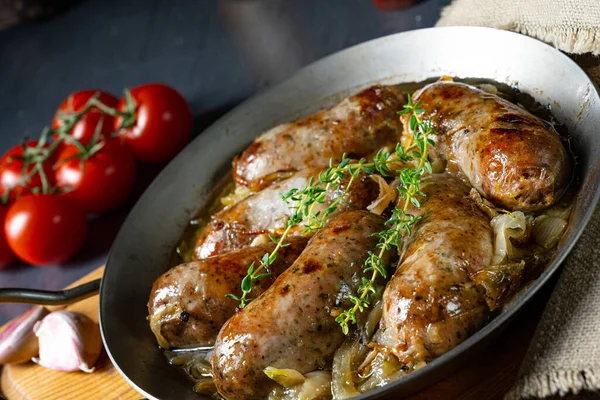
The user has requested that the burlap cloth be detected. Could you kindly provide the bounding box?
[437,1,600,398]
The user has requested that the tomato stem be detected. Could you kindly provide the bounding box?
[3,88,137,201]
[118,88,137,130]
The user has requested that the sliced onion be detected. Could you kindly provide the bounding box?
[470,189,499,219]
[220,185,252,207]
[545,204,572,221]
[295,371,332,400]
[250,233,271,247]
[267,369,332,400]
[367,176,397,215]
[332,336,365,399]
[490,211,528,265]
[264,366,306,387]
[532,215,568,249]
[193,378,217,395]
[477,83,499,95]
[356,351,405,393]
[361,298,383,344]
[332,292,385,399]
[471,261,526,310]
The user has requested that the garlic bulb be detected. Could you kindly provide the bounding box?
[0,306,48,364]
[33,311,102,373]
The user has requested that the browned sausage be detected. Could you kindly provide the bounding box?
[233,85,406,188]
[194,168,377,259]
[373,174,492,368]
[212,211,386,400]
[404,81,571,211]
[148,238,307,349]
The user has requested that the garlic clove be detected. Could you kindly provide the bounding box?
[32,310,102,373]
[0,306,49,364]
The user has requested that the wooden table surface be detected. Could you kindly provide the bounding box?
[0,266,549,400]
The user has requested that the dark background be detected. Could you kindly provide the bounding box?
[0,0,450,323]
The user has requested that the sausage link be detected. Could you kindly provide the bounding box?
[148,238,307,349]
[195,168,378,259]
[404,81,571,211]
[374,174,493,367]
[233,85,406,188]
[212,211,386,400]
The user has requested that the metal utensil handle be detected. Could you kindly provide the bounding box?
[0,279,101,305]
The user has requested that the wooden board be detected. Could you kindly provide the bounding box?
[0,266,546,400]
[0,267,140,400]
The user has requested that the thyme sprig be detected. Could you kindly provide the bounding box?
[335,94,437,334]
[225,155,370,308]
[228,94,437,318]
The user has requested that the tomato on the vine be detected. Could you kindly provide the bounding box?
[5,195,87,266]
[0,141,55,202]
[54,139,137,214]
[114,83,193,163]
[0,206,16,269]
[53,90,119,146]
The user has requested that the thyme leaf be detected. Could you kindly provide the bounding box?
[228,93,438,322]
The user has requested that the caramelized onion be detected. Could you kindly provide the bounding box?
[295,371,332,400]
[193,378,217,395]
[332,297,385,399]
[266,369,332,400]
[367,176,397,215]
[532,215,568,249]
[331,336,365,399]
[356,351,405,393]
[471,261,526,310]
[490,211,528,265]
[220,185,252,207]
[545,204,572,221]
[265,367,306,387]
[477,83,499,95]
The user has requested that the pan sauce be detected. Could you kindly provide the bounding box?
[161,78,575,399]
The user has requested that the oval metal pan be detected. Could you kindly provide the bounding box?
[100,26,600,400]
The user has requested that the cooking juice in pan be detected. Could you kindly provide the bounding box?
[155,78,575,399]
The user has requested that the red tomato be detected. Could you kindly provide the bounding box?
[5,195,87,266]
[114,83,193,163]
[54,139,137,214]
[53,90,119,146]
[0,206,16,269]
[0,141,55,202]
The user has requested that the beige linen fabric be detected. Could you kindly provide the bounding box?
[437,0,600,55]
[437,1,600,398]
[503,206,600,399]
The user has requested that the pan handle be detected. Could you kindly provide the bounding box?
[0,279,101,305]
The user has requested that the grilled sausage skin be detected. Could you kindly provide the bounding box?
[234,85,406,188]
[374,174,493,367]
[148,238,307,349]
[404,81,570,211]
[194,168,377,259]
[212,211,386,400]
